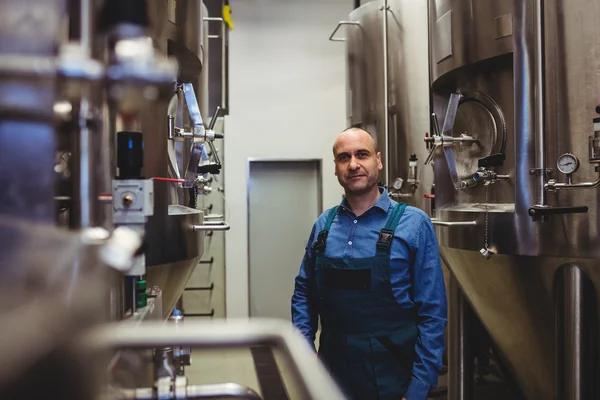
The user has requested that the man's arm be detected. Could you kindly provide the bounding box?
[404,218,448,400]
[291,224,319,351]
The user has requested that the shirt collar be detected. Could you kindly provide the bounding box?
[340,186,391,215]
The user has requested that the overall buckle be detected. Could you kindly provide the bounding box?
[376,228,394,251]
[314,230,328,253]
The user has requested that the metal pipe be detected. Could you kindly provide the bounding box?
[81,319,347,400]
[192,222,230,231]
[382,0,389,187]
[328,21,360,42]
[534,0,547,206]
[68,0,93,55]
[110,383,262,400]
[390,185,417,199]
[448,274,474,400]
[204,214,224,219]
[186,383,261,399]
[430,219,477,227]
[545,172,600,190]
[70,98,95,229]
[554,264,596,400]
[79,0,92,56]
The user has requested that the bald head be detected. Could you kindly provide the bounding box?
[332,127,382,196]
[333,127,377,156]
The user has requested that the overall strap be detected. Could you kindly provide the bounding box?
[376,202,408,253]
[314,206,339,254]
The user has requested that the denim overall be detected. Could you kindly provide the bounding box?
[314,203,418,400]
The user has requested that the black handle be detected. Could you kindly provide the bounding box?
[184,309,215,317]
[184,283,214,291]
[197,164,222,175]
[528,205,588,221]
[478,153,505,169]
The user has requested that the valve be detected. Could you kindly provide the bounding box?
[424,113,477,166]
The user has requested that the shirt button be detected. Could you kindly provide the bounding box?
[348,241,353,246]
[353,220,357,224]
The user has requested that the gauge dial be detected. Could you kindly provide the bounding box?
[392,178,404,190]
[557,153,580,175]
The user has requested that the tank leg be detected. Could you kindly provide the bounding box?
[554,263,597,400]
[448,273,474,400]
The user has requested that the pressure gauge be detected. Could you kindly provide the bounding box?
[392,177,404,190]
[556,153,580,175]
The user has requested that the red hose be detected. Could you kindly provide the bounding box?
[152,177,186,183]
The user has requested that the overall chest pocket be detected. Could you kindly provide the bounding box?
[322,267,371,290]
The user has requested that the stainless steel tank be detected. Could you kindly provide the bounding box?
[429,0,600,398]
[143,0,209,318]
[340,0,432,209]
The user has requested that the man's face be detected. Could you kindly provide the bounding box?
[333,129,382,195]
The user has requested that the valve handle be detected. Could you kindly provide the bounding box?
[207,106,222,131]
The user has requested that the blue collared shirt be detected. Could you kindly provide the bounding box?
[291,188,447,400]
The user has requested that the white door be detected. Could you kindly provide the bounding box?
[248,160,322,320]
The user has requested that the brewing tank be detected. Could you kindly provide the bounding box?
[429,0,600,398]
[343,0,432,209]
[141,0,210,318]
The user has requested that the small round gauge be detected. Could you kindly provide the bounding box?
[557,153,580,175]
[392,178,404,190]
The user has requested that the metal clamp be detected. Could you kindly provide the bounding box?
[430,218,477,227]
[204,17,227,110]
[191,221,230,232]
[328,21,360,42]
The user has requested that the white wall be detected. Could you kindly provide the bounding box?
[224,0,351,318]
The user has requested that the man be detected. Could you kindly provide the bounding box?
[291,127,447,400]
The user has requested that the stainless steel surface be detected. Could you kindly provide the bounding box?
[141,0,212,319]
[146,205,204,318]
[533,0,547,208]
[345,0,431,208]
[428,0,600,257]
[448,274,474,400]
[382,0,390,187]
[83,319,347,400]
[428,0,600,398]
[555,264,597,400]
[429,0,514,82]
